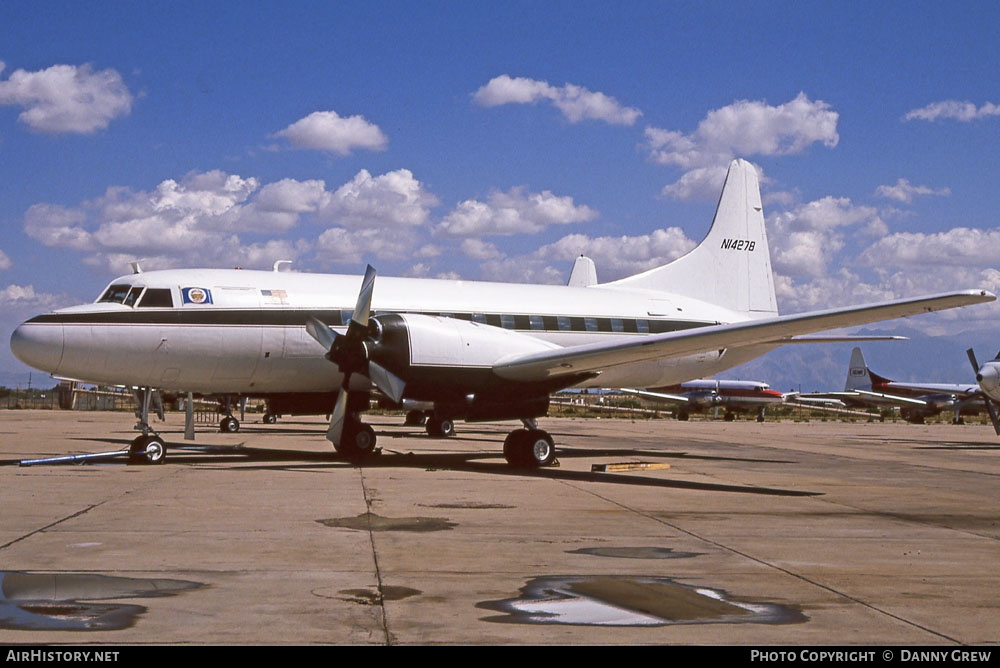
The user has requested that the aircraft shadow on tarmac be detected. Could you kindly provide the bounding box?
[3,430,818,498]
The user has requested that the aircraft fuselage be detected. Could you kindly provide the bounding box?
[11,268,774,395]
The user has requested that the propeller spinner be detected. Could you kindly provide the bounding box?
[305,265,405,455]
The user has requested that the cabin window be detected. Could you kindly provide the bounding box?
[529,315,544,330]
[137,288,174,308]
[123,286,144,307]
[98,284,131,304]
[584,317,598,332]
[472,313,487,324]
[500,314,515,329]
[636,319,650,334]
[610,318,625,333]
[557,316,571,331]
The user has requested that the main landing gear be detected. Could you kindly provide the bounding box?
[503,419,556,469]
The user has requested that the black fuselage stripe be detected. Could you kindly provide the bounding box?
[27,310,713,334]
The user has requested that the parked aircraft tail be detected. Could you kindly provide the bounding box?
[844,347,872,390]
[605,159,778,316]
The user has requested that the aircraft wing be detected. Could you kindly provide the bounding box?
[781,335,908,343]
[620,388,690,404]
[853,389,929,406]
[493,290,994,382]
[883,381,981,396]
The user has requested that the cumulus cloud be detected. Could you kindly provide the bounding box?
[273,110,388,154]
[904,101,1000,122]
[767,196,886,279]
[468,227,697,284]
[0,61,132,133]
[0,284,64,309]
[315,227,417,264]
[473,75,641,126]
[437,187,597,236]
[22,168,445,272]
[319,169,437,228]
[645,93,839,200]
[875,178,951,203]
[0,249,11,270]
[860,228,1000,269]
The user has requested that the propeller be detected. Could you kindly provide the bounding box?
[966,348,1000,436]
[305,265,406,446]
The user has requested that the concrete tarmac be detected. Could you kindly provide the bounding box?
[0,410,997,645]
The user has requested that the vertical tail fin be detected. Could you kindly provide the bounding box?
[606,159,778,316]
[844,347,873,391]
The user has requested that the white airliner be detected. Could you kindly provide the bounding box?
[800,346,1000,428]
[9,160,995,467]
[621,380,787,422]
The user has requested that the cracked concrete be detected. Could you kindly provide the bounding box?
[0,410,998,644]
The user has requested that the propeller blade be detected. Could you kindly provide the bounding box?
[985,400,1000,437]
[967,348,981,375]
[368,361,406,404]
[350,265,377,330]
[306,316,339,352]
[326,388,349,445]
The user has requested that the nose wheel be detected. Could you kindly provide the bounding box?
[220,416,240,433]
[129,434,166,465]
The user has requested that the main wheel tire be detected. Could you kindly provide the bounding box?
[426,416,455,438]
[523,429,555,468]
[337,422,377,459]
[263,413,277,424]
[504,429,555,468]
[503,429,529,466]
[220,416,240,433]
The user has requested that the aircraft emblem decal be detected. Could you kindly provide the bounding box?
[182,287,213,304]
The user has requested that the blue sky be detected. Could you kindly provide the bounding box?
[2,1,999,386]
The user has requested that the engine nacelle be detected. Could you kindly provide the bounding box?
[978,362,1000,403]
[365,313,585,418]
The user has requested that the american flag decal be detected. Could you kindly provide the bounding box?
[261,289,289,304]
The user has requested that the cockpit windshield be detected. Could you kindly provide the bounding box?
[97,284,132,304]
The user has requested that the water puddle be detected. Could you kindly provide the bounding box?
[569,546,701,560]
[479,575,806,626]
[317,512,456,532]
[419,502,515,510]
[0,572,204,631]
[338,586,422,604]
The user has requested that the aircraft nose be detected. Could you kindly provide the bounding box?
[10,321,64,374]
